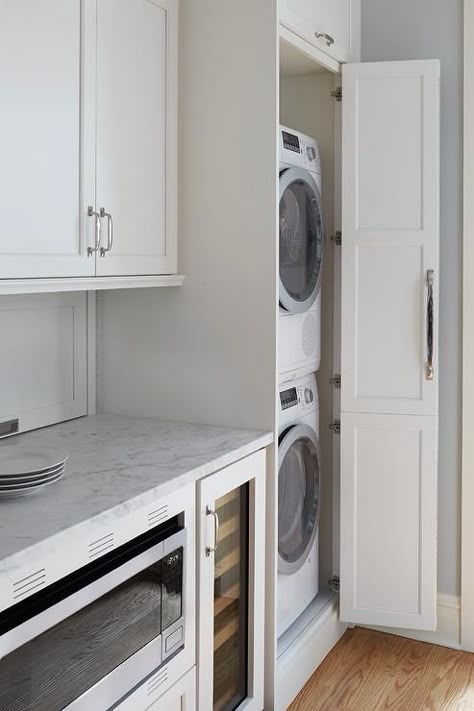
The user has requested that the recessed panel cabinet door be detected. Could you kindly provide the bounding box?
[279,0,360,64]
[95,0,177,276]
[340,61,440,631]
[341,61,440,418]
[0,0,96,278]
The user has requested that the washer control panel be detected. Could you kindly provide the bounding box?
[280,125,321,174]
[279,373,319,427]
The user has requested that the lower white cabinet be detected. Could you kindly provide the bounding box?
[279,0,360,64]
[150,667,196,711]
[197,450,266,711]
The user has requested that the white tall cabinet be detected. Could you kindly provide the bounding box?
[340,60,440,631]
[0,0,177,282]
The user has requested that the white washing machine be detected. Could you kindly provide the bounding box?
[277,373,320,638]
[279,126,324,376]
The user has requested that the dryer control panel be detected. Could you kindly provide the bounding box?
[279,373,319,428]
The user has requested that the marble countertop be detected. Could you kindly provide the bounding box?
[0,415,272,586]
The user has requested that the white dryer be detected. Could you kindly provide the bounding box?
[279,126,323,377]
[278,374,320,638]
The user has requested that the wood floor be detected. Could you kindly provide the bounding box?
[288,628,474,711]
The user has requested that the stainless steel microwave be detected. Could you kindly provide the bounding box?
[0,516,187,710]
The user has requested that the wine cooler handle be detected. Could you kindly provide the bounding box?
[205,506,219,557]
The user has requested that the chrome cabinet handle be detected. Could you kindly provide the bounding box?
[205,506,219,557]
[99,207,114,257]
[315,32,335,46]
[87,206,101,256]
[425,270,435,381]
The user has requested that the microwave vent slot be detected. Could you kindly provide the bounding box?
[12,568,46,600]
[88,532,115,560]
[148,504,168,528]
[147,666,168,696]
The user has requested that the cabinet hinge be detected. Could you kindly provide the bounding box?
[331,87,342,102]
[329,374,341,389]
[329,420,341,435]
[330,231,342,246]
[329,576,340,592]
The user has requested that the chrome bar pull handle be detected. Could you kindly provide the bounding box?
[205,506,219,557]
[99,207,114,257]
[425,269,435,381]
[315,32,335,46]
[87,206,101,256]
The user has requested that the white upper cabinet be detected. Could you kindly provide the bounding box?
[340,60,440,631]
[95,0,177,276]
[0,0,177,283]
[279,0,361,64]
[0,0,95,279]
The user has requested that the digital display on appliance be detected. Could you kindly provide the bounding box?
[282,131,300,153]
[280,387,298,410]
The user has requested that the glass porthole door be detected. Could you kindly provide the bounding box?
[278,424,321,575]
[279,167,324,313]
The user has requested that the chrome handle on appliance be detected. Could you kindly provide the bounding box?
[425,269,435,381]
[99,207,114,257]
[315,32,335,46]
[87,206,102,256]
[205,506,219,557]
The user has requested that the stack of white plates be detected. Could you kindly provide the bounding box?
[0,445,68,499]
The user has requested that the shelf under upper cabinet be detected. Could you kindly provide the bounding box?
[0,274,185,295]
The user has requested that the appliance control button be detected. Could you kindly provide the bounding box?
[307,146,316,161]
[304,388,314,404]
[165,625,184,652]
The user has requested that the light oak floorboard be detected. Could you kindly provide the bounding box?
[289,628,474,711]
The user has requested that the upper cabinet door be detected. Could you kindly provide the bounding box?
[0,0,96,278]
[341,61,440,418]
[340,61,440,631]
[279,0,361,64]
[95,0,177,277]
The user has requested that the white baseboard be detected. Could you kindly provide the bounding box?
[276,598,346,711]
[367,594,461,650]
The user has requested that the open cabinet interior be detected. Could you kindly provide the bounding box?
[276,38,342,660]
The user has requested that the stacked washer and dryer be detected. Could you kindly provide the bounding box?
[277,126,324,638]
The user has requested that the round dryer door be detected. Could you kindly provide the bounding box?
[278,423,321,575]
[279,167,324,313]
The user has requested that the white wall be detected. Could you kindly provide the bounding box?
[361,0,463,597]
[99,0,278,432]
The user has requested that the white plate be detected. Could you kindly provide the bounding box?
[0,445,68,477]
[0,470,64,492]
[0,463,65,484]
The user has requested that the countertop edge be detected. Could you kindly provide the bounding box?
[0,430,274,576]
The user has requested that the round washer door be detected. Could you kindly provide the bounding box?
[278,423,321,576]
[279,167,324,313]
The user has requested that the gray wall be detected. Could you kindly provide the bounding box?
[361,0,463,596]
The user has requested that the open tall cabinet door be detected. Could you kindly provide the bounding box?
[340,60,440,630]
